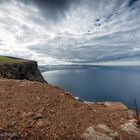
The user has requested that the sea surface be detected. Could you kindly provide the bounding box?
[42,65,140,111]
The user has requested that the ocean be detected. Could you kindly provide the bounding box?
[42,65,140,111]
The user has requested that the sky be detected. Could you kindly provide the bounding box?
[0,0,140,65]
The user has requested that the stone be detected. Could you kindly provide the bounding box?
[82,127,113,140]
[82,124,121,140]
[110,132,119,137]
[0,127,6,132]
[10,121,17,127]
[36,96,40,100]
[121,119,140,138]
[22,112,35,118]
[104,102,128,110]
[97,124,112,133]
[33,113,43,120]
[26,120,36,128]
[97,124,119,138]
[36,119,50,128]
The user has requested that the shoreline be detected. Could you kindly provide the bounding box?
[0,57,140,139]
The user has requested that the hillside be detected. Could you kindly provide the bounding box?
[0,56,45,82]
[0,79,140,140]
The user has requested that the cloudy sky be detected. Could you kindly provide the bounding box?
[0,0,140,65]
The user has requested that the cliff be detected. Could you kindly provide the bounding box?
[0,56,46,82]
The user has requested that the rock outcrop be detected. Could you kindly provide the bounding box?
[82,121,140,140]
[0,57,45,82]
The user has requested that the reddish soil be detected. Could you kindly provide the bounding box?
[0,79,139,140]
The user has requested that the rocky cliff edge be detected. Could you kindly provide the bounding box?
[0,56,45,82]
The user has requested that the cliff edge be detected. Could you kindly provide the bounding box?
[0,56,46,82]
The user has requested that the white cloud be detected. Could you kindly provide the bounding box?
[0,0,140,65]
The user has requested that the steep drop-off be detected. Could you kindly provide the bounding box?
[0,57,45,82]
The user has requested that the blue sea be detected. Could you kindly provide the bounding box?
[41,65,140,111]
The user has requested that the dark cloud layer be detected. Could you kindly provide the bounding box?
[20,0,76,20]
[128,0,139,6]
[19,0,140,21]
[4,0,140,21]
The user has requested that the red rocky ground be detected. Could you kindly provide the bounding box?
[0,79,140,140]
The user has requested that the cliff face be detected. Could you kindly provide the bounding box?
[0,58,46,82]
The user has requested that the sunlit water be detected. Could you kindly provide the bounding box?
[42,66,140,111]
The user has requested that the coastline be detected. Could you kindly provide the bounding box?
[0,57,140,139]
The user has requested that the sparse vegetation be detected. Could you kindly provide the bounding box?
[0,56,16,63]
[0,57,46,82]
